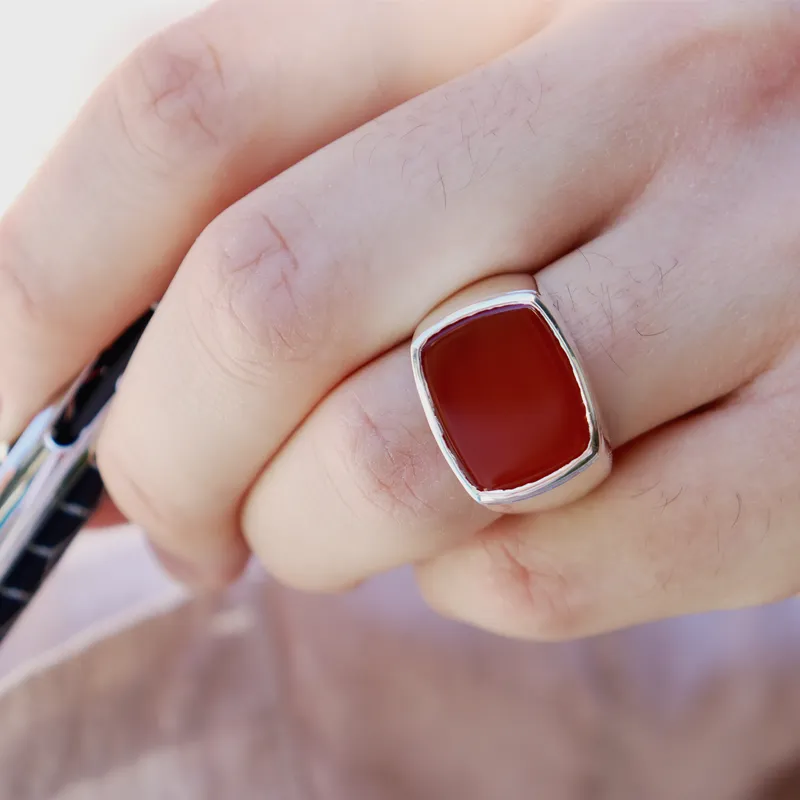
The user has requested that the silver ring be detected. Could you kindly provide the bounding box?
[411,274,611,512]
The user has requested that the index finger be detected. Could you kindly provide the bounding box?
[0,0,553,440]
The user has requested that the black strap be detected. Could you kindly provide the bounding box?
[0,465,104,640]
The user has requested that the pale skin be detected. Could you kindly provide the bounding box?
[1,0,800,641]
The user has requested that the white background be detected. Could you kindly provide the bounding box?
[0,0,210,210]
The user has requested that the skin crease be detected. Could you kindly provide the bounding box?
[2,0,800,644]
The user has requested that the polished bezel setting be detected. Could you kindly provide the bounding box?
[411,286,611,511]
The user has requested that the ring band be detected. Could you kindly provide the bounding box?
[410,274,611,512]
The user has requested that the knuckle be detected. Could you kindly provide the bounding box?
[113,24,235,169]
[719,9,800,125]
[333,390,442,522]
[190,207,335,381]
[653,3,800,135]
[480,534,587,640]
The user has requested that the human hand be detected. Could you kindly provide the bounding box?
[2,0,800,639]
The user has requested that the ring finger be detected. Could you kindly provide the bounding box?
[241,158,795,592]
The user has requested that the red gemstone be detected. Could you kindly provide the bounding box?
[420,303,591,493]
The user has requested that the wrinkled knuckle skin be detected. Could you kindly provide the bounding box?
[335,391,442,523]
[113,24,235,170]
[190,208,335,382]
[480,535,587,640]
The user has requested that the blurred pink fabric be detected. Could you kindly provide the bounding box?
[0,526,799,799]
